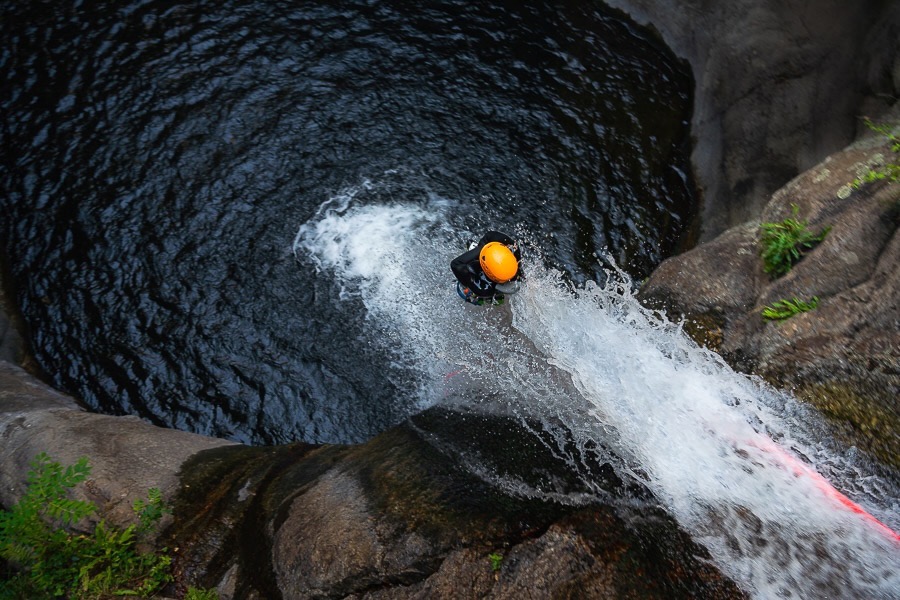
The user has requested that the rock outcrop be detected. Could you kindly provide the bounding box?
[0,361,235,530]
[3,1,899,598]
[0,362,745,599]
[604,0,900,240]
[639,114,900,466]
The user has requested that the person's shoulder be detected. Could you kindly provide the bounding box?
[480,230,515,244]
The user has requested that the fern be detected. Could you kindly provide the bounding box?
[0,453,173,599]
[762,296,819,321]
[759,204,831,278]
[133,486,171,535]
[0,452,95,596]
[851,117,900,189]
[185,587,221,600]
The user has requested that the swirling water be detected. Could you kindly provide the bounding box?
[1,0,694,444]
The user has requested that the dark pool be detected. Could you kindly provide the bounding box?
[1,0,696,444]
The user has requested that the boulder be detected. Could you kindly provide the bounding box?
[639,118,900,466]
[165,407,745,599]
[0,361,235,530]
[0,365,746,598]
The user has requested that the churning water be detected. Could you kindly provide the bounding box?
[296,188,900,599]
[1,0,695,444]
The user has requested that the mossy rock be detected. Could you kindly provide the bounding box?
[679,313,726,352]
[796,382,900,470]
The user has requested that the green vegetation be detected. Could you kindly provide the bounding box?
[185,587,220,600]
[488,552,503,572]
[0,452,217,600]
[0,453,171,599]
[762,296,819,321]
[851,117,900,189]
[759,204,831,278]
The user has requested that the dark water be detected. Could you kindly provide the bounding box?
[1,0,695,445]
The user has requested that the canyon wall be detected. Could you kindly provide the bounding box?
[605,0,900,240]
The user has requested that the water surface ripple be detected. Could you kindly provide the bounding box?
[1,0,695,444]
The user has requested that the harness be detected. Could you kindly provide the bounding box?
[456,282,504,306]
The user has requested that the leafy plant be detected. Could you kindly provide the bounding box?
[0,453,172,599]
[0,453,94,598]
[133,486,171,536]
[185,587,220,600]
[488,552,503,572]
[762,296,819,321]
[851,117,900,189]
[759,204,831,278]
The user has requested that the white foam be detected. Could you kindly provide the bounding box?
[514,264,900,598]
[294,182,900,599]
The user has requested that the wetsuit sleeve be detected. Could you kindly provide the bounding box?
[451,247,482,289]
[478,230,516,248]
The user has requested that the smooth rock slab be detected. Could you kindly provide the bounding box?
[167,407,746,599]
[0,360,235,529]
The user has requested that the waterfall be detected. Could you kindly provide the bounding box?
[295,181,900,599]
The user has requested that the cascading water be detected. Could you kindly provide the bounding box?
[295,183,900,599]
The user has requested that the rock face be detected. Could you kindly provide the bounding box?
[639,118,900,466]
[604,0,900,240]
[2,2,899,598]
[166,407,745,599]
[0,366,745,599]
[0,361,235,529]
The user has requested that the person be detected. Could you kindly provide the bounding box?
[451,230,524,305]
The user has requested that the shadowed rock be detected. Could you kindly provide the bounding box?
[604,0,899,240]
[166,406,745,599]
[0,362,746,598]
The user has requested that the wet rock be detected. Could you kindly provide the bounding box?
[639,117,900,467]
[163,408,745,599]
[3,2,895,595]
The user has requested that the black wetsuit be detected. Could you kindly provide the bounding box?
[450,231,524,300]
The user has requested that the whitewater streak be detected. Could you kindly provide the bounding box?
[294,185,900,599]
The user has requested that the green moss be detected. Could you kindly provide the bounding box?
[797,382,900,470]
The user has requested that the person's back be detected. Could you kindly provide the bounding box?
[451,231,524,304]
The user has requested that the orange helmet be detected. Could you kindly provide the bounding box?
[480,242,518,283]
